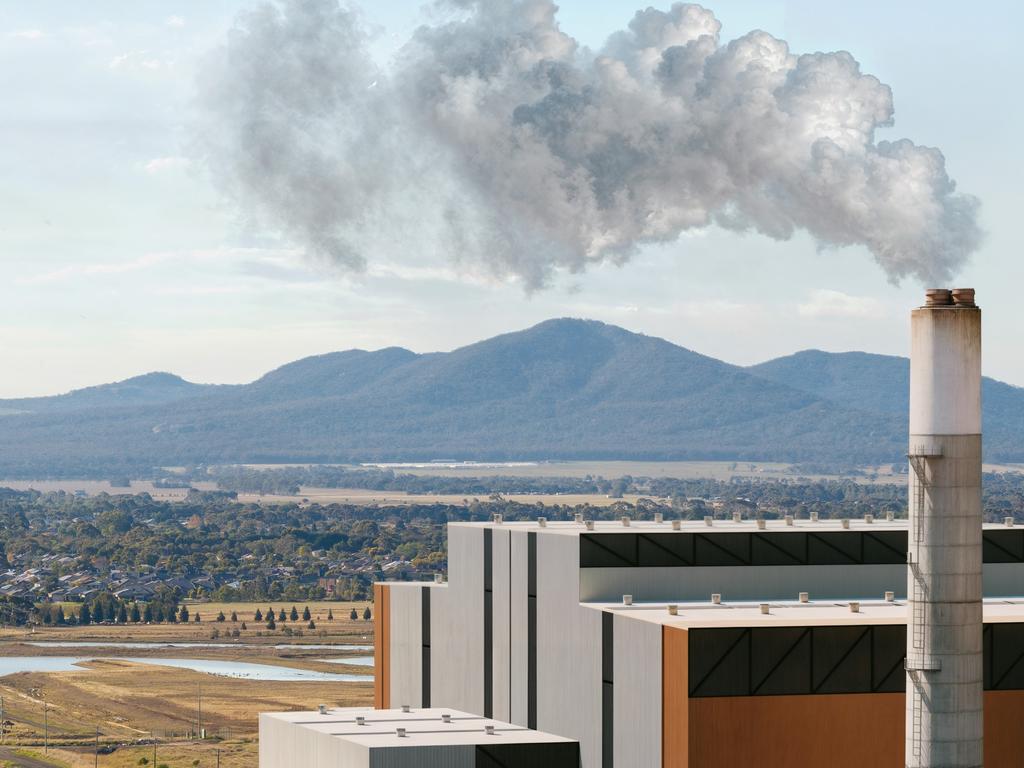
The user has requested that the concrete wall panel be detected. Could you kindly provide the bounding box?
[580,564,907,603]
[613,612,661,767]
[389,584,423,708]
[492,527,512,723]
[432,526,485,714]
[536,534,602,768]
[510,530,530,727]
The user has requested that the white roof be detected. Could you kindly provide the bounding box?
[588,597,1024,629]
[262,707,576,749]
[451,518,1016,535]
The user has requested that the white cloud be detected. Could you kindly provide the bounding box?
[797,289,885,319]
[10,30,45,41]
[143,156,191,174]
[109,51,169,71]
[166,16,186,28]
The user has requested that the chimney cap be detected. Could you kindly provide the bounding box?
[952,288,977,307]
[924,288,953,307]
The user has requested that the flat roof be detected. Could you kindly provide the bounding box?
[588,597,1024,629]
[450,518,1019,535]
[262,707,576,749]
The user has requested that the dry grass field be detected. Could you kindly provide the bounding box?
[0,602,374,648]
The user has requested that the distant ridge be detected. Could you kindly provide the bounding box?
[0,318,1021,476]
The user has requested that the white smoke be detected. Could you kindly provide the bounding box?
[195,0,982,289]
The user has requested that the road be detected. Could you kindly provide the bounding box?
[0,747,63,767]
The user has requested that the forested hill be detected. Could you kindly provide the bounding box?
[0,319,1021,476]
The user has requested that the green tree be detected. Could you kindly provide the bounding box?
[55,607,66,625]
[254,608,263,622]
[216,611,226,622]
[79,603,91,625]
[278,608,287,622]
[267,616,276,630]
[179,606,189,623]
[290,606,299,622]
[350,608,357,620]
[130,603,142,623]
[194,612,201,623]
[307,619,316,629]
[363,607,371,620]
[117,604,128,624]
[302,606,311,621]
[230,611,238,622]
[143,603,154,623]
[327,609,334,621]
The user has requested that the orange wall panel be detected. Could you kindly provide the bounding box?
[687,690,1024,768]
[663,626,689,768]
[688,693,904,768]
[373,584,390,709]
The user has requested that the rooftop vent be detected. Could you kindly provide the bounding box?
[760,603,770,615]
[785,515,794,526]
[925,288,954,306]
[442,714,452,723]
[667,604,679,616]
[485,725,496,736]
[574,513,584,524]
[799,592,809,603]
[401,705,411,713]
[585,520,595,531]
[492,514,503,525]
[356,716,366,726]
[952,287,977,307]
[885,591,895,602]
[756,519,766,530]
[654,513,664,524]
[434,574,443,584]
[841,518,850,529]
[849,602,861,613]
[538,517,547,528]
[810,511,819,522]
[704,516,713,527]
[396,727,407,738]
[711,593,722,605]
[886,511,894,522]
[621,516,631,527]
[864,514,874,524]
[1006,517,1015,527]
[318,704,327,715]
[623,594,633,606]
[672,520,681,531]
[732,512,742,523]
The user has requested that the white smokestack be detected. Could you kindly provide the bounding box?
[906,287,982,767]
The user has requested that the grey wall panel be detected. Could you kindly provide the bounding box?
[259,716,368,768]
[389,584,423,708]
[492,527,512,723]
[510,530,530,727]
[371,745,474,768]
[580,564,907,602]
[612,614,662,768]
[432,526,486,714]
[983,563,1024,596]
[536,533,603,768]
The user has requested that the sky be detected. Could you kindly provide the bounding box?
[1,1,1021,397]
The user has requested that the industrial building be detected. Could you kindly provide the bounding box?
[368,289,1012,767]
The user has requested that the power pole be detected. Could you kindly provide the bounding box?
[1,695,4,744]
[216,748,221,768]
[43,702,48,752]
[95,725,99,768]
[197,684,202,739]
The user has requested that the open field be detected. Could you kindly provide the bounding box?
[0,658,371,767]
[0,602,375,649]
[0,604,378,766]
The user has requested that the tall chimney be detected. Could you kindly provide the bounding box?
[906,288,983,767]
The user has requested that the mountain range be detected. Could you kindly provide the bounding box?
[1,318,1021,477]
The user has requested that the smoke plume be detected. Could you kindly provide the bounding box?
[195,0,982,289]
